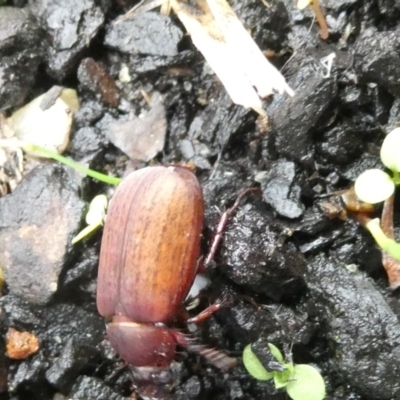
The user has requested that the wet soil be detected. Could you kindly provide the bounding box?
[1,0,400,399]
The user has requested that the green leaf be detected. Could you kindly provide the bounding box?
[274,369,290,389]
[72,195,108,244]
[242,345,274,381]
[286,364,326,400]
[85,195,108,225]
[71,223,101,244]
[297,0,312,9]
[268,343,284,364]
[23,143,122,185]
[381,128,400,174]
[354,169,394,204]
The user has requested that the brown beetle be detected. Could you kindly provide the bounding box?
[97,166,237,398]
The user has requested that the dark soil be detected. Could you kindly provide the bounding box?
[1,0,400,399]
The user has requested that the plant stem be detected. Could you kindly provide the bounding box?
[311,0,329,39]
[24,144,122,185]
[392,169,400,185]
[380,195,400,289]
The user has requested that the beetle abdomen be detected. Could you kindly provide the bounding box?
[97,166,204,323]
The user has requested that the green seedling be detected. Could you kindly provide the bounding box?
[72,195,108,244]
[21,144,118,244]
[0,140,120,245]
[0,140,121,185]
[354,128,400,261]
[363,218,400,261]
[355,128,400,204]
[243,343,325,400]
[24,143,122,185]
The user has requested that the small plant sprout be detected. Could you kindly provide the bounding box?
[0,140,121,245]
[72,195,108,244]
[355,128,400,204]
[353,128,400,265]
[380,127,400,177]
[354,169,395,204]
[0,140,122,185]
[243,343,326,400]
[23,143,122,185]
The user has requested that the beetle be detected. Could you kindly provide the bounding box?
[97,165,244,398]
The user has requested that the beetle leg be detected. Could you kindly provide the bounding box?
[171,329,237,369]
[187,298,233,324]
[187,345,238,369]
[200,187,261,272]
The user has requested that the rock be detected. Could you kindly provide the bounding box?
[29,0,105,78]
[267,64,337,164]
[175,376,201,399]
[46,339,100,393]
[61,247,99,301]
[324,0,358,9]
[128,50,195,75]
[69,127,104,163]
[307,255,400,399]
[2,297,105,395]
[258,161,305,219]
[376,0,400,21]
[0,7,44,109]
[229,0,290,50]
[0,164,85,305]
[9,352,52,398]
[74,100,104,129]
[385,97,400,133]
[343,153,382,182]
[219,206,306,302]
[105,12,183,57]
[183,92,254,169]
[106,94,167,162]
[0,295,41,328]
[69,376,129,400]
[354,26,400,96]
[316,122,367,165]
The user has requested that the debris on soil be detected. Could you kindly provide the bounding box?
[257,160,305,219]
[0,135,24,195]
[78,58,120,108]
[106,93,166,162]
[10,88,79,154]
[6,328,39,360]
[171,0,293,113]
